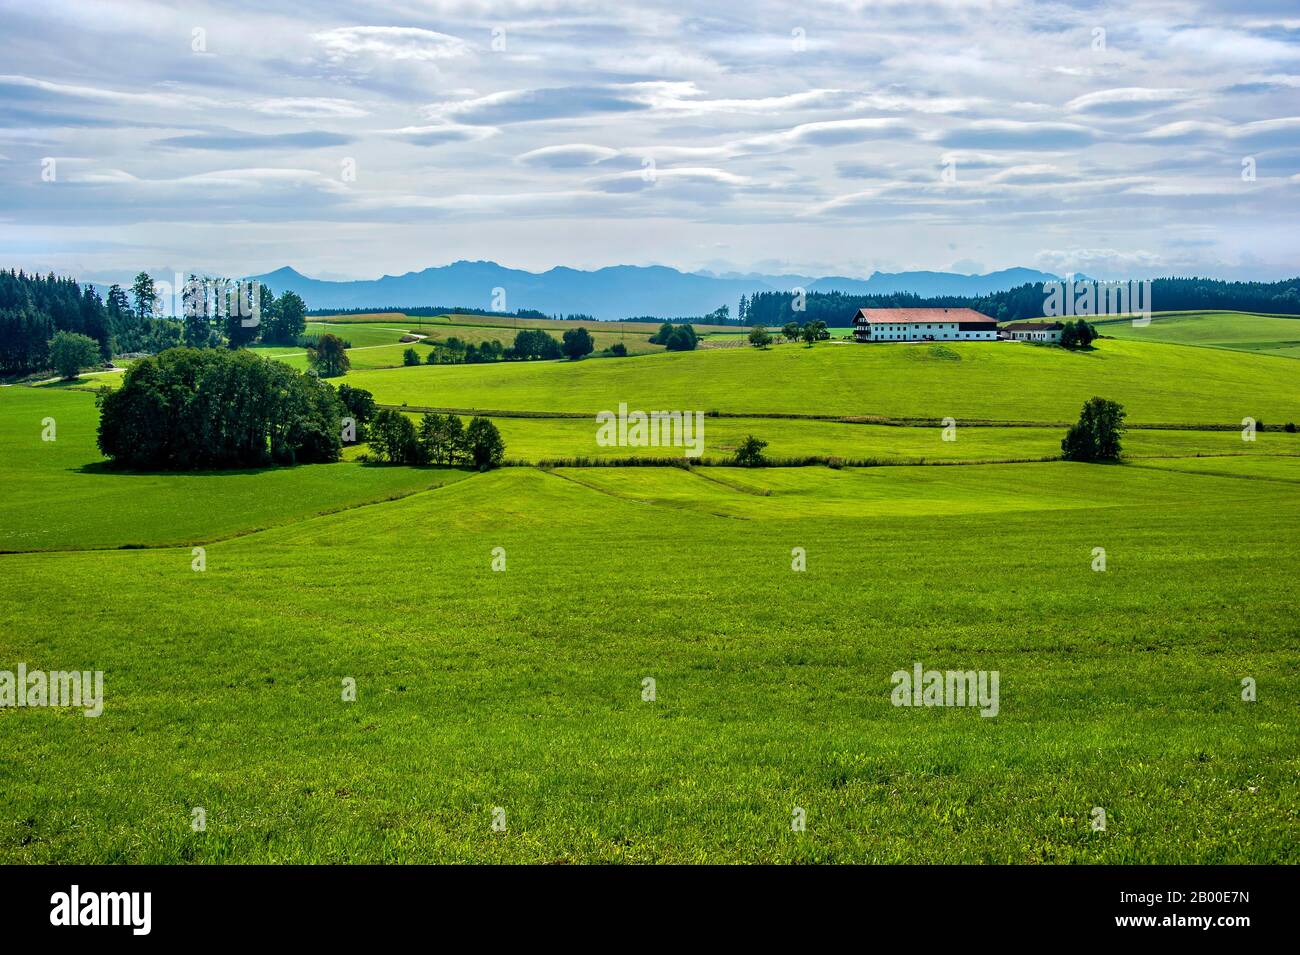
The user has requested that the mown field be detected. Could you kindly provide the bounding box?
[0,462,1296,863]
[345,337,1300,426]
[425,412,1300,464]
[0,386,467,551]
[2,312,1296,863]
[1093,310,1300,359]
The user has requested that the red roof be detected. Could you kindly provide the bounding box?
[854,307,996,324]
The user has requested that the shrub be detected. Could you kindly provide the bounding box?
[665,325,698,351]
[734,435,768,466]
[403,347,421,366]
[48,330,101,379]
[562,327,595,360]
[748,325,772,348]
[609,342,628,357]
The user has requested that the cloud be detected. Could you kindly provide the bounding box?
[1142,116,1300,150]
[516,144,621,168]
[155,131,354,150]
[429,83,674,125]
[382,123,499,146]
[1065,87,1192,116]
[250,98,369,119]
[311,26,473,63]
[933,120,1097,150]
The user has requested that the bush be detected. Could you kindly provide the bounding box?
[734,435,768,466]
[1061,396,1126,462]
[609,342,628,357]
[96,347,343,469]
[748,325,772,348]
[48,330,101,379]
[562,327,595,360]
[665,325,698,351]
[403,347,421,366]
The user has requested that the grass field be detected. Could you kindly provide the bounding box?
[345,337,1300,426]
[0,386,468,551]
[2,310,1296,863]
[1,462,1295,862]
[409,412,1300,464]
[1094,310,1300,359]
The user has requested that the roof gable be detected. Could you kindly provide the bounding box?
[854,307,996,324]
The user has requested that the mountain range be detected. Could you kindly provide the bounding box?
[243,262,1065,321]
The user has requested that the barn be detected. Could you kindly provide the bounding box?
[852,307,999,343]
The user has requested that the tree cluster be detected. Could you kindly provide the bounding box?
[366,410,506,470]
[650,322,698,350]
[96,347,344,469]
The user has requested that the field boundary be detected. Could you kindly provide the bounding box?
[379,403,1292,433]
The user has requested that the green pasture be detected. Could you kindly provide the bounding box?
[0,463,1295,862]
[1094,310,1300,359]
[344,338,1300,426]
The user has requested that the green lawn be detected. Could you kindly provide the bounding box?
[1094,310,1300,359]
[430,412,1300,464]
[4,321,1297,864]
[0,386,468,551]
[343,338,1300,426]
[1,462,1295,862]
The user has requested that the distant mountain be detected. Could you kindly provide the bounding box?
[244,261,1072,321]
[807,267,1063,297]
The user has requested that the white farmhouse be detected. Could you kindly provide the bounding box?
[853,307,999,343]
[1000,321,1064,343]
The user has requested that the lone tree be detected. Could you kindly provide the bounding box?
[782,320,801,341]
[465,416,506,470]
[48,330,100,379]
[734,434,768,467]
[1061,396,1126,462]
[562,327,595,360]
[308,332,350,377]
[748,325,773,348]
[403,347,421,366]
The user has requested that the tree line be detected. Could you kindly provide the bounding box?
[742,276,1300,327]
[0,269,307,376]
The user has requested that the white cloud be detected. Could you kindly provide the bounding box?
[311,26,473,63]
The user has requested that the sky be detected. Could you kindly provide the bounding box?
[1,0,1299,285]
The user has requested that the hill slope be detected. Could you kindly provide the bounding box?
[342,338,1300,425]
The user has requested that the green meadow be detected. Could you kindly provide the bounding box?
[1,311,1297,863]
[1094,310,1300,359]
[347,336,1300,425]
[450,412,1299,464]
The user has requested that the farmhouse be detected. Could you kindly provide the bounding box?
[1000,321,1063,343]
[852,308,998,343]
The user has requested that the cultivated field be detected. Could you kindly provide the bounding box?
[1,314,1297,863]
[345,337,1300,425]
[1093,310,1300,359]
